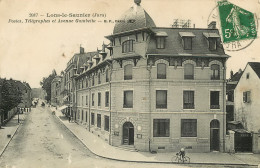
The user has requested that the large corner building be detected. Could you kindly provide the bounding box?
[66,0,229,153]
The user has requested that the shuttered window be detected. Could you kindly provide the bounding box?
[243,91,251,103]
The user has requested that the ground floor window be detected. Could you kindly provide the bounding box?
[97,114,101,128]
[181,119,197,137]
[91,113,94,125]
[104,115,109,131]
[153,119,170,137]
[85,111,88,122]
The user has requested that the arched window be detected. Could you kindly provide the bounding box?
[211,64,220,80]
[124,64,133,80]
[157,63,166,79]
[184,63,194,79]
[122,40,134,53]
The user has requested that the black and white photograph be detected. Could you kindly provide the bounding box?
[0,0,260,167]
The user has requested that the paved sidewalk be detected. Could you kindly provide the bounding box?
[0,113,26,157]
[52,107,260,166]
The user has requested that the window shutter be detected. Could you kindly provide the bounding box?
[247,91,251,103]
[243,92,246,102]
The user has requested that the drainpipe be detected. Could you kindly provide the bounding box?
[88,78,91,132]
[145,32,152,153]
[106,60,113,145]
[223,60,226,152]
[146,56,152,153]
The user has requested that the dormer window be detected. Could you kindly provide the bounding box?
[209,38,217,50]
[122,40,134,53]
[203,32,220,51]
[179,32,195,50]
[183,37,192,50]
[156,37,165,49]
[155,31,168,49]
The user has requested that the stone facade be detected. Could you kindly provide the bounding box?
[68,0,229,153]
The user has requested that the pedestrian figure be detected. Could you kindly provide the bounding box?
[179,148,185,160]
[68,115,71,123]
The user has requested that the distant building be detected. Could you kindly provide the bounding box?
[51,76,62,107]
[31,88,46,100]
[234,62,260,133]
[226,69,243,122]
[64,47,96,120]
[72,0,229,153]
[14,80,32,109]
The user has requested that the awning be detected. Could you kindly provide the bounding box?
[203,32,220,38]
[155,31,168,37]
[179,32,196,37]
[58,105,68,110]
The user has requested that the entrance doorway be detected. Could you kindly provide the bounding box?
[122,122,134,145]
[210,119,220,151]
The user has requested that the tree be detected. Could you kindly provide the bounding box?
[40,69,57,102]
[0,78,22,127]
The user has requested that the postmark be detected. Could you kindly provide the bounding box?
[207,0,258,51]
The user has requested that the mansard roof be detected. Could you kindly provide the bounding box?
[147,27,228,57]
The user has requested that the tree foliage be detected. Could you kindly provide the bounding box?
[0,78,22,121]
[40,69,57,102]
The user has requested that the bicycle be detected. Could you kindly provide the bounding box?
[171,152,190,163]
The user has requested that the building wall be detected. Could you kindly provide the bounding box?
[234,65,260,132]
[75,52,226,152]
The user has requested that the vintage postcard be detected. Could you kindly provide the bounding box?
[0,0,260,167]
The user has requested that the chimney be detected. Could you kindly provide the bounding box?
[80,46,84,54]
[208,21,216,29]
[230,70,233,78]
[238,68,242,74]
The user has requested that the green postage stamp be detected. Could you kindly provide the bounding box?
[218,0,257,43]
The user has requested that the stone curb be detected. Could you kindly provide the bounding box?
[52,110,256,167]
[0,114,26,157]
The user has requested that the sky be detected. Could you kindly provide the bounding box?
[0,0,260,88]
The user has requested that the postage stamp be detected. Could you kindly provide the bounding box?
[208,0,258,51]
